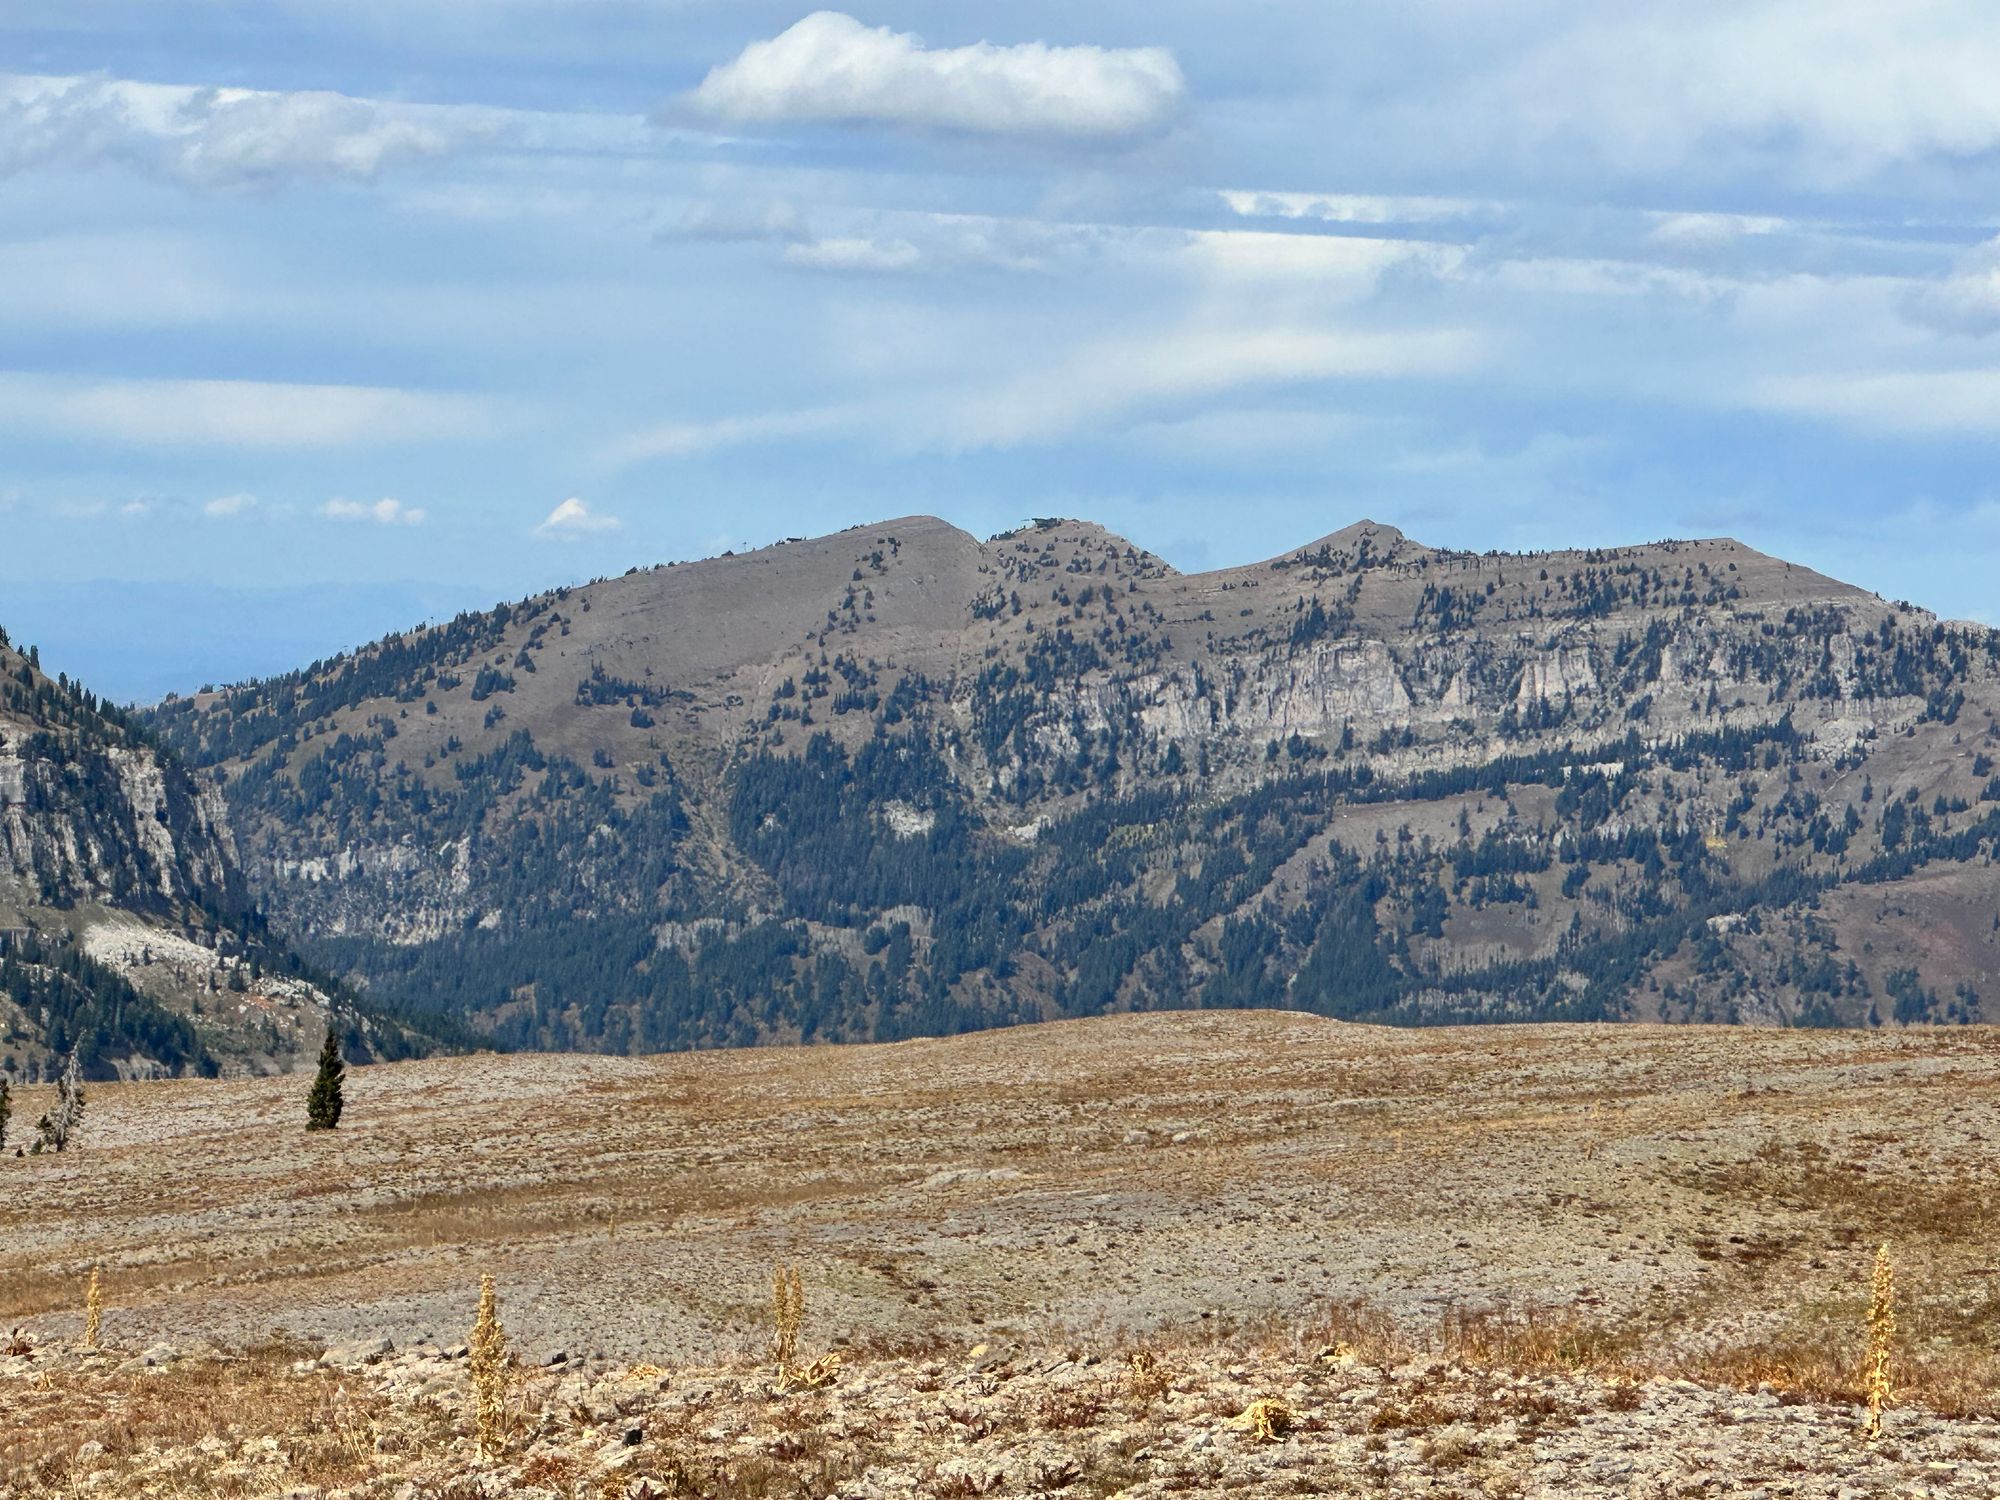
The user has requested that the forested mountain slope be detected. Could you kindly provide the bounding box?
[144,515,2000,1049]
[0,629,453,1079]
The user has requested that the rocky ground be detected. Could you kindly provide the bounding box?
[7,1011,2000,1494]
[6,1318,1999,1498]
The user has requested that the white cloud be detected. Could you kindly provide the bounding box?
[939,324,1484,449]
[1220,190,1503,226]
[1180,229,1465,286]
[1905,236,2000,336]
[535,497,620,537]
[1644,211,1789,250]
[1123,407,1379,459]
[1751,368,2000,434]
[604,406,861,466]
[782,235,923,273]
[324,496,427,526]
[609,322,1481,465]
[203,492,258,517]
[0,73,490,190]
[1480,1,2000,183]
[0,372,493,448]
[688,12,1184,141]
[666,199,810,244]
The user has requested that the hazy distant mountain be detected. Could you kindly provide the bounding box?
[0,628,457,1079]
[142,515,2000,1050]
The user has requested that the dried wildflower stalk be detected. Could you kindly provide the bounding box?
[1863,1243,1896,1439]
[470,1273,511,1457]
[1125,1349,1173,1404]
[83,1265,103,1350]
[772,1262,804,1372]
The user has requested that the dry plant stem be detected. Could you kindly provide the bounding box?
[469,1272,511,1458]
[772,1262,804,1372]
[83,1265,102,1351]
[1864,1242,1896,1439]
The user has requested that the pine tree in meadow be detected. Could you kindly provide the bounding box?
[306,1025,345,1131]
[34,1051,84,1153]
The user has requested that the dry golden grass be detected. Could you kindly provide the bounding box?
[0,1339,438,1496]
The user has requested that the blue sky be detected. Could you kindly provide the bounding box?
[6,2,2000,700]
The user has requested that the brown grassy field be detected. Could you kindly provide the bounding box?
[8,1010,2000,1496]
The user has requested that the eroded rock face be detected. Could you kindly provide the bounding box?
[0,739,240,915]
[0,640,383,1077]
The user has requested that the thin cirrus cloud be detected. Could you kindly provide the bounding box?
[323,497,427,526]
[686,12,1185,141]
[664,199,811,245]
[535,497,620,538]
[0,73,491,190]
[607,322,1484,466]
[202,492,258,518]
[0,372,493,449]
[782,235,923,273]
[1751,368,2000,436]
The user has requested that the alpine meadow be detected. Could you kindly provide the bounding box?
[9,3,2000,1496]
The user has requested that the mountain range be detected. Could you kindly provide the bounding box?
[8,513,2000,1074]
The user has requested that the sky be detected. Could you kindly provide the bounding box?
[6,2,2000,701]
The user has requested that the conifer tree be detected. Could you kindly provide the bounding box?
[306,1026,345,1131]
[0,1076,10,1153]
[34,1051,84,1153]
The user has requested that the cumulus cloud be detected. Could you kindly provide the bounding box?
[0,74,486,190]
[203,492,258,517]
[323,496,427,526]
[535,497,620,537]
[688,12,1184,141]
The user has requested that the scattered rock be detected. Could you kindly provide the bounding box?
[324,1335,394,1368]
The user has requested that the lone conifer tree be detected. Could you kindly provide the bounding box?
[0,1076,10,1154]
[306,1026,345,1131]
[34,1051,84,1153]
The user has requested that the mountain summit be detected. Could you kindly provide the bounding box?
[137,515,2000,1049]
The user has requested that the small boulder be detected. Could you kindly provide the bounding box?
[116,1344,178,1373]
[323,1336,394,1369]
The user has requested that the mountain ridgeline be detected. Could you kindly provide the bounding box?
[137,516,2000,1051]
[0,628,459,1080]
